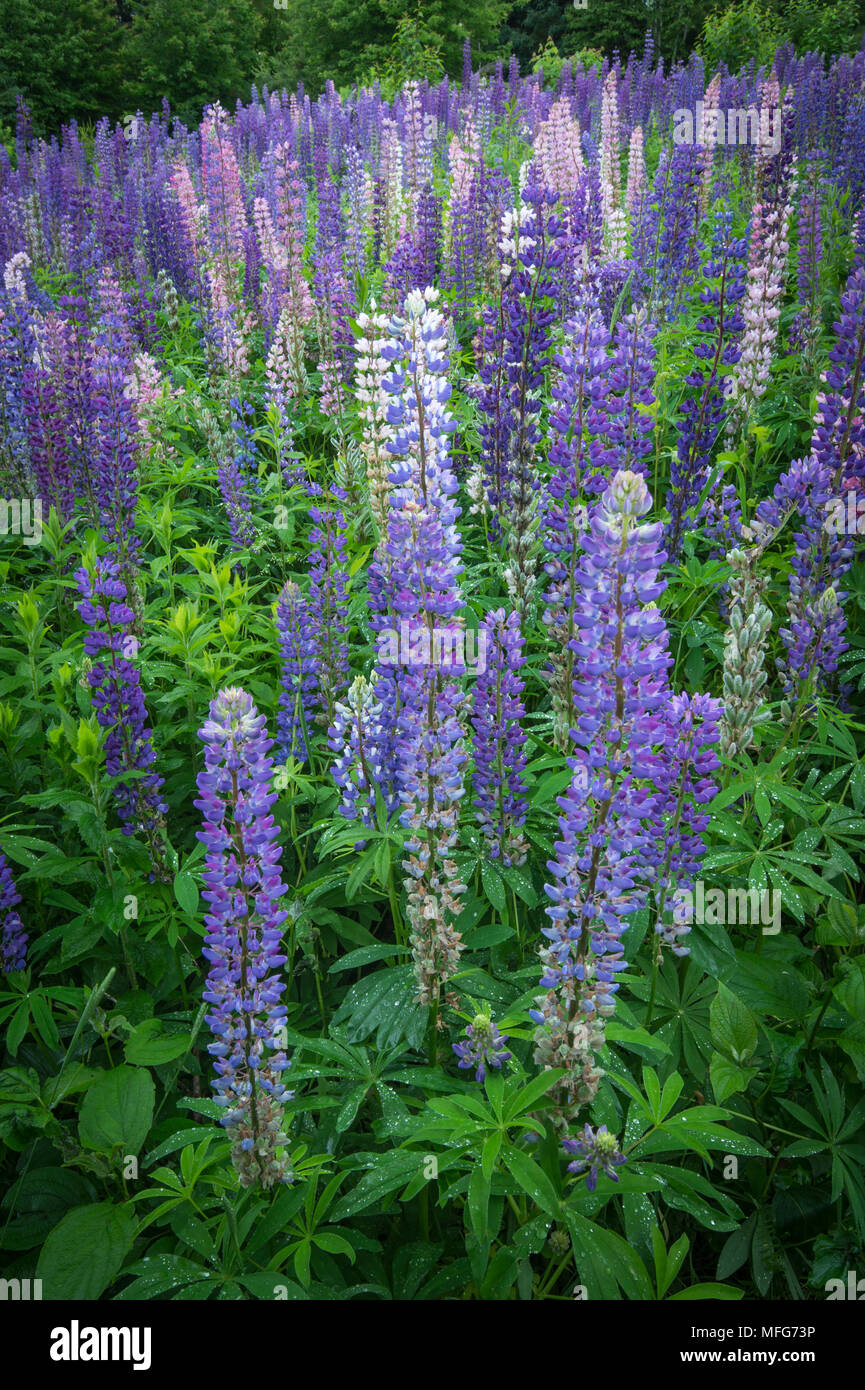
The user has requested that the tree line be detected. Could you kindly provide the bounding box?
[1,0,863,135]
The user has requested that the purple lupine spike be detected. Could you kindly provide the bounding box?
[1,267,39,497]
[666,210,747,561]
[755,263,865,702]
[532,471,672,1131]
[88,275,142,565]
[452,1011,512,1084]
[647,692,723,956]
[702,482,743,560]
[385,481,468,1007]
[75,558,168,863]
[307,489,351,731]
[275,580,318,765]
[312,250,354,422]
[361,287,469,1006]
[470,608,528,867]
[0,851,27,973]
[546,303,615,508]
[605,308,658,477]
[195,686,293,1189]
[633,143,703,316]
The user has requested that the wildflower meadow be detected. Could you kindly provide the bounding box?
[2,27,865,1329]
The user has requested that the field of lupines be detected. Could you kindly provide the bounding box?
[1,38,865,1307]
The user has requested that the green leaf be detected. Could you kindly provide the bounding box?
[834,958,865,1018]
[124,1020,191,1067]
[565,1210,654,1300]
[710,983,758,1064]
[467,1163,492,1243]
[7,999,29,1058]
[480,860,507,914]
[481,1130,502,1182]
[710,1051,757,1104]
[501,1143,559,1217]
[329,1151,424,1221]
[642,1066,662,1121]
[36,1202,134,1300]
[78,1065,155,1155]
[331,965,426,1052]
[668,1283,744,1300]
[503,1067,566,1121]
[728,951,810,1021]
[172,871,199,916]
[716,1215,755,1280]
[0,1168,96,1251]
[29,994,59,1050]
[114,1254,217,1300]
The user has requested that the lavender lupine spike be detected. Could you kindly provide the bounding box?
[0,851,27,973]
[625,126,647,221]
[364,292,469,1007]
[725,198,791,433]
[532,471,672,1131]
[600,72,627,260]
[275,580,318,765]
[195,687,293,1189]
[470,608,528,867]
[354,300,396,530]
[478,190,563,614]
[329,676,386,827]
[698,76,722,215]
[452,1010,512,1084]
[386,482,468,1009]
[75,558,168,863]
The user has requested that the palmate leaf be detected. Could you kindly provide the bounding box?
[330,964,426,1052]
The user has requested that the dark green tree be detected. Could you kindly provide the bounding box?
[563,0,716,69]
[0,0,124,131]
[498,1,577,69]
[259,0,510,96]
[123,0,264,125]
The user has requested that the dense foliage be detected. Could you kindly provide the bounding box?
[1,40,865,1304]
[2,0,865,131]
